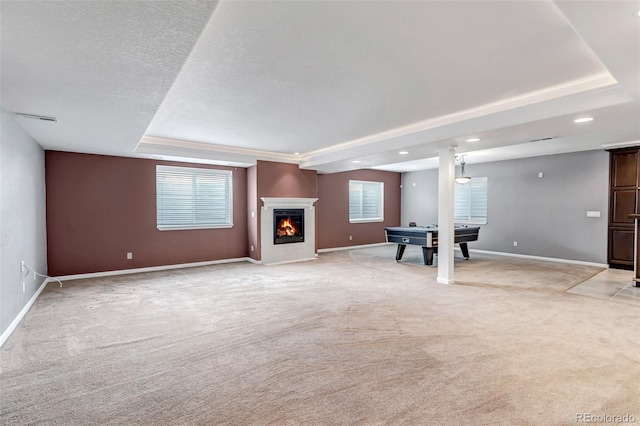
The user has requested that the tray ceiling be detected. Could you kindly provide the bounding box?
[2,1,639,173]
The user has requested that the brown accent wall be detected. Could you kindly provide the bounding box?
[46,151,248,276]
[251,161,318,260]
[246,165,259,261]
[256,160,317,199]
[317,169,401,249]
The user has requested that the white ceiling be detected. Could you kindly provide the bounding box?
[2,1,639,173]
[0,0,217,156]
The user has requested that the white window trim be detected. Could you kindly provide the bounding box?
[156,165,233,231]
[349,218,385,223]
[348,180,384,223]
[157,223,234,231]
[455,220,487,225]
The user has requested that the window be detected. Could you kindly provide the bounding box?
[156,165,233,230]
[454,177,487,224]
[349,180,384,223]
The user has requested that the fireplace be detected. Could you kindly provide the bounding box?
[273,209,304,245]
[260,197,317,265]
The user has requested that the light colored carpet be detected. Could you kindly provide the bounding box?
[382,246,605,293]
[1,245,638,425]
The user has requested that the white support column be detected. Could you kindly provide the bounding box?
[437,147,456,284]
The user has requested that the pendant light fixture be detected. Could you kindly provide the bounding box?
[455,156,471,184]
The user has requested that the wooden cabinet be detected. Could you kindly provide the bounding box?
[608,148,639,268]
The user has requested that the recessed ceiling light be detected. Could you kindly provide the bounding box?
[635,7,640,17]
[294,152,300,155]
[466,138,480,142]
[352,160,361,163]
[399,151,409,155]
[574,117,594,123]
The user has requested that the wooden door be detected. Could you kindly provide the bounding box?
[608,149,639,267]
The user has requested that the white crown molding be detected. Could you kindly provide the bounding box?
[138,73,622,173]
[299,72,619,162]
[301,80,629,171]
[602,140,640,150]
[137,136,300,165]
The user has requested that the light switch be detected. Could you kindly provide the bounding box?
[586,211,601,218]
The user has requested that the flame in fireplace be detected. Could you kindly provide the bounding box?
[277,218,297,237]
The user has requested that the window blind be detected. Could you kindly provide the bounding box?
[156,165,233,230]
[454,177,487,224]
[349,180,384,222]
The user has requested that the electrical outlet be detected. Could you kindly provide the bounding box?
[127,252,133,260]
[251,245,254,252]
[349,235,353,241]
[513,241,518,247]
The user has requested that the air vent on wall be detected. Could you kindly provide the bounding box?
[529,137,554,142]
[15,113,58,122]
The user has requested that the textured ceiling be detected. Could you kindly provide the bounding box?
[145,0,608,153]
[1,0,217,156]
[1,1,639,173]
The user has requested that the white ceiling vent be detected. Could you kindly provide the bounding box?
[15,113,58,122]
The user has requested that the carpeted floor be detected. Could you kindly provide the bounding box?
[351,246,606,293]
[1,245,638,425]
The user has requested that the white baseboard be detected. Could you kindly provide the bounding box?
[459,248,608,268]
[1,248,605,349]
[0,279,49,348]
[318,242,392,253]
[1,257,257,348]
[263,257,318,266]
[52,257,253,282]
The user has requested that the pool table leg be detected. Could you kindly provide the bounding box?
[422,247,435,266]
[460,243,470,259]
[395,244,406,261]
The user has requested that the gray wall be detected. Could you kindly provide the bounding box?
[0,109,47,336]
[402,150,609,264]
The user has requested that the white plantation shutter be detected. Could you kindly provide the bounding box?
[349,180,384,222]
[156,165,233,230]
[454,177,487,224]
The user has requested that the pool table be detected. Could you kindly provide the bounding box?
[384,225,481,266]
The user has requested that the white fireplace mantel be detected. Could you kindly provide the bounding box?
[261,197,318,210]
[260,197,319,265]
